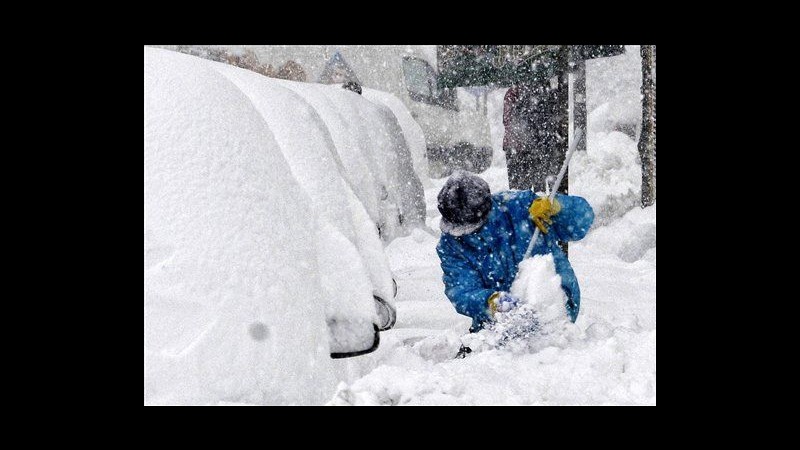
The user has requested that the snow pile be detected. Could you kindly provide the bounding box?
[461,255,573,354]
[570,130,642,226]
[586,45,642,137]
[576,203,656,264]
[510,255,567,321]
[144,47,339,405]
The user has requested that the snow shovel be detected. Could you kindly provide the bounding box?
[523,128,584,259]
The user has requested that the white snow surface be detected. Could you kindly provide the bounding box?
[145,45,655,406]
[510,255,569,322]
[570,130,642,226]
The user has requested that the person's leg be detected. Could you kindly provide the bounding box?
[506,146,527,190]
[530,144,550,193]
[455,344,472,359]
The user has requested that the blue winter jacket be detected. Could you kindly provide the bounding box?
[436,190,594,331]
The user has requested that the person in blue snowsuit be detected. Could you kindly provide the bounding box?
[436,171,594,334]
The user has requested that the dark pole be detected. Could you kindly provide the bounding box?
[555,46,570,257]
[639,45,656,207]
[554,46,569,195]
[573,58,587,152]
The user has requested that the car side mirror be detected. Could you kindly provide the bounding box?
[328,294,396,358]
[329,320,380,359]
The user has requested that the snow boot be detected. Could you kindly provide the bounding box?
[455,344,472,359]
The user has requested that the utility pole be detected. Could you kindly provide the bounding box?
[573,58,587,152]
[639,45,656,207]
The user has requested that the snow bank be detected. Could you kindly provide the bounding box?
[570,130,642,226]
[576,204,656,264]
[586,45,642,137]
[144,47,338,405]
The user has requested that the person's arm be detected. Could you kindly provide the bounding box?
[547,193,595,242]
[516,191,595,242]
[437,238,495,327]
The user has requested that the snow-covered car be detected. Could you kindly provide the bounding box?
[208,60,398,332]
[272,78,426,243]
[144,48,423,404]
[361,87,432,190]
[155,45,495,180]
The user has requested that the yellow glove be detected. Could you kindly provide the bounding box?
[487,292,501,315]
[529,197,561,234]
